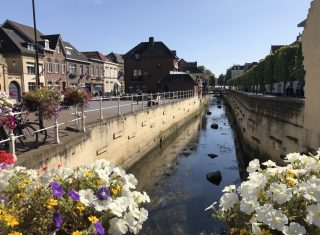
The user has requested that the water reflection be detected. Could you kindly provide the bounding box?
[129,96,248,235]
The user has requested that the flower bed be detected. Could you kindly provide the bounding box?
[0,157,150,234]
[208,152,320,235]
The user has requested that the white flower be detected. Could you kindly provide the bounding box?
[256,203,274,224]
[268,209,288,231]
[222,185,236,193]
[299,177,320,202]
[108,218,128,235]
[107,197,130,217]
[267,183,292,204]
[79,189,96,206]
[123,174,138,189]
[240,198,259,215]
[219,192,239,211]
[247,159,260,173]
[285,152,301,164]
[306,203,320,228]
[283,222,306,235]
[262,160,277,168]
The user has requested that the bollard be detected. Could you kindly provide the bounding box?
[131,94,134,113]
[100,96,103,121]
[118,96,121,116]
[54,116,60,144]
[81,107,86,132]
[9,129,16,159]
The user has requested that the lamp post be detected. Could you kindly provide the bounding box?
[32,0,41,89]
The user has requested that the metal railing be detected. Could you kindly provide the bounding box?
[2,90,197,158]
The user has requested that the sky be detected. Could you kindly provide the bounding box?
[0,0,311,75]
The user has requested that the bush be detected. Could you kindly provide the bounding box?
[207,152,320,234]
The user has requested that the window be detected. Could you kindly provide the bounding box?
[55,82,60,91]
[54,59,59,73]
[106,67,110,78]
[85,66,89,75]
[101,67,104,78]
[96,66,99,77]
[57,46,61,54]
[28,82,36,91]
[132,69,142,80]
[27,63,35,75]
[48,81,52,89]
[66,48,72,55]
[134,54,140,60]
[46,58,53,73]
[90,65,94,76]
[80,65,84,75]
[69,64,77,74]
[27,44,35,51]
[61,60,66,74]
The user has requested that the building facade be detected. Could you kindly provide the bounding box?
[106,52,124,94]
[123,37,178,93]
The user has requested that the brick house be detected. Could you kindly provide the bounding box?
[81,51,106,96]
[123,37,179,93]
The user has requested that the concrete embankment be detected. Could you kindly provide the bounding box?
[16,96,206,170]
[223,91,309,163]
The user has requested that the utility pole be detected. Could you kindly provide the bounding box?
[32,0,40,88]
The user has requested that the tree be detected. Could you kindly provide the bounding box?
[225,67,232,82]
[198,65,205,72]
[209,75,216,86]
[217,74,225,86]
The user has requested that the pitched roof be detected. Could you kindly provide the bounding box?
[63,41,89,63]
[181,66,203,74]
[270,45,285,54]
[179,59,197,68]
[2,20,43,42]
[123,37,177,59]
[163,73,197,85]
[106,52,124,64]
[82,51,109,62]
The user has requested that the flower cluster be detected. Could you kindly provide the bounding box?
[22,88,62,119]
[0,95,16,129]
[63,87,92,108]
[208,152,320,235]
[0,159,149,234]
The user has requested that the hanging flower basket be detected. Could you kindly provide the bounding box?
[22,88,62,119]
[63,87,91,108]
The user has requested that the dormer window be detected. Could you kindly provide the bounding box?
[44,39,50,50]
[134,53,140,60]
[27,44,35,51]
[66,47,72,55]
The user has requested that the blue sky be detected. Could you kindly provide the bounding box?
[0,0,310,75]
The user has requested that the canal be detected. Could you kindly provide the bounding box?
[129,96,248,235]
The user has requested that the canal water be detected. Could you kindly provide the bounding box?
[129,96,248,235]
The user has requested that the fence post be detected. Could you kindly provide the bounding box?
[9,129,16,159]
[99,96,103,121]
[81,107,86,132]
[131,94,134,113]
[54,116,60,144]
[118,96,121,116]
[142,94,144,110]
[75,106,79,130]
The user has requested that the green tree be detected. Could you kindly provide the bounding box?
[198,65,205,72]
[217,74,225,86]
[209,75,216,86]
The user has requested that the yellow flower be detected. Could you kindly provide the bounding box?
[23,179,31,184]
[88,215,99,224]
[85,171,93,178]
[230,227,238,234]
[76,203,85,212]
[72,231,83,235]
[261,229,272,235]
[8,232,22,235]
[46,199,58,209]
[18,183,26,190]
[111,184,122,196]
[17,193,26,198]
[240,228,247,235]
[4,214,19,227]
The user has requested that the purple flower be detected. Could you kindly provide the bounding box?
[96,187,110,201]
[94,221,105,235]
[50,182,65,199]
[68,189,80,201]
[53,211,62,229]
[0,194,8,201]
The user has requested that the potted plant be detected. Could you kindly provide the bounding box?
[62,87,91,108]
[22,88,62,119]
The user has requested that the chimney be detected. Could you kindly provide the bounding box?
[149,37,154,45]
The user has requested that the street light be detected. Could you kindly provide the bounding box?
[32,0,41,88]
